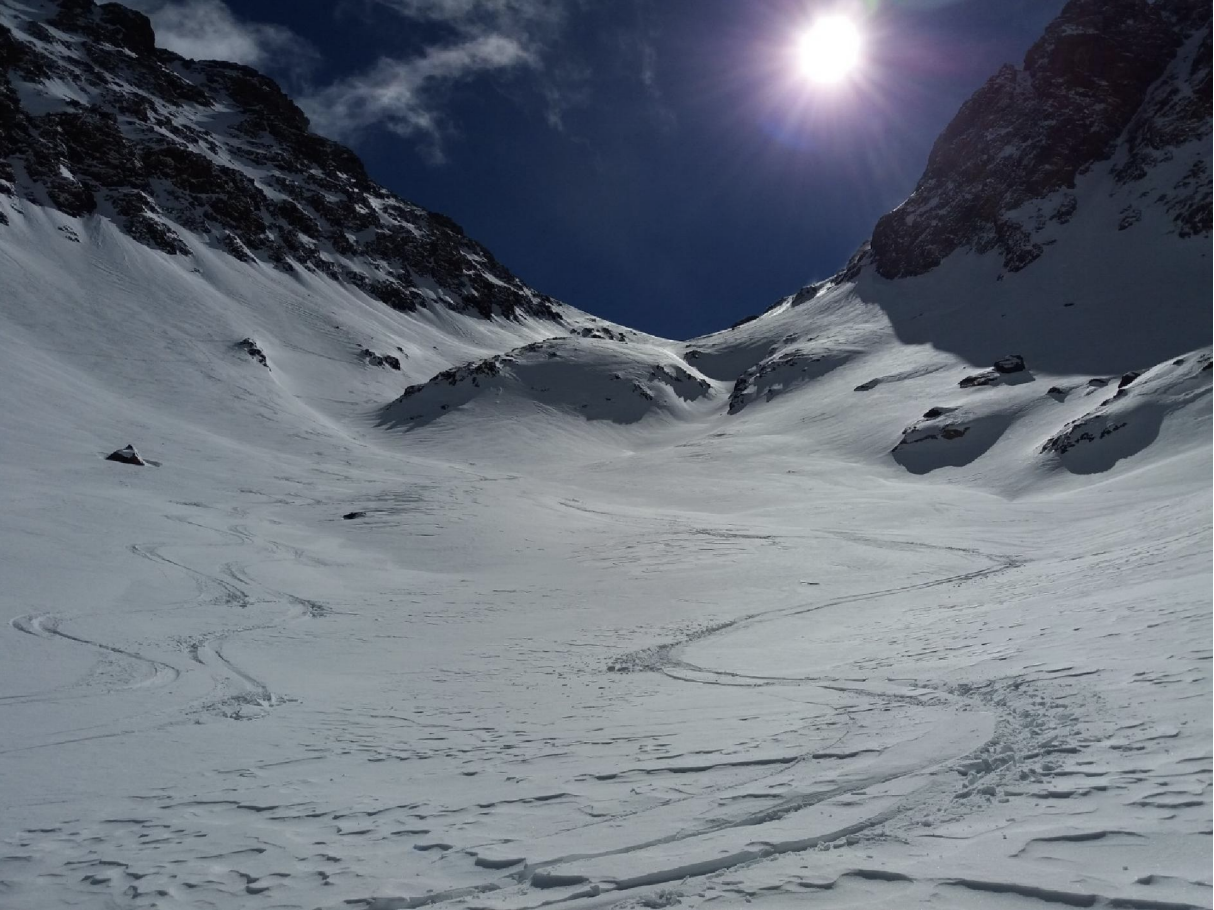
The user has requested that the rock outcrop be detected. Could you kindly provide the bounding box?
[105,444,145,465]
[869,0,1211,279]
[0,1,563,323]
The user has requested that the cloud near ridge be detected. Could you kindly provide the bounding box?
[300,0,575,160]
[124,0,315,72]
[300,35,535,161]
[128,0,668,163]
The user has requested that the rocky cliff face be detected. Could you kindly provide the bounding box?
[0,0,563,323]
[869,0,1211,280]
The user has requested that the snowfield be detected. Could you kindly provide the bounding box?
[0,204,1209,910]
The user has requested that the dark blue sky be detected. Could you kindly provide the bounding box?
[158,0,1065,338]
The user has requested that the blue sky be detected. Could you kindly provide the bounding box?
[129,0,1065,339]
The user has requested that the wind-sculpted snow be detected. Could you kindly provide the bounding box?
[1042,350,1213,473]
[891,407,1015,475]
[379,336,718,431]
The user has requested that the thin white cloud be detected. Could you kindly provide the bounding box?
[124,0,315,72]
[369,0,569,44]
[300,36,534,162]
[299,0,569,160]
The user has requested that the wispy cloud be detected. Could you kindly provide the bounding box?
[301,0,576,161]
[368,0,570,44]
[124,0,316,75]
[132,0,675,163]
[300,36,534,163]
[623,2,676,134]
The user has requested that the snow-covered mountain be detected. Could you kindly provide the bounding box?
[1,0,562,322]
[0,1,1209,909]
[869,0,1210,279]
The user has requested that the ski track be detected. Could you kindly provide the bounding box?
[2,490,1208,910]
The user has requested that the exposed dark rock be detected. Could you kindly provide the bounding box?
[1042,420,1128,456]
[959,370,1001,389]
[961,355,1033,388]
[342,511,367,520]
[237,338,268,368]
[0,0,565,324]
[869,0,1211,279]
[854,379,879,392]
[1118,370,1142,388]
[105,444,145,465]
[923,406,957,420]
[360,348,401,370]
[993,354,1026,374]
[728,350,849,414]
[575,325,629,342]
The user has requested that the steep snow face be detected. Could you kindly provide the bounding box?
[0,0,564,323]
[868,0,1211,280]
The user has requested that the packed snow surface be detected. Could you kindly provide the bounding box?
[0,207,1210,910]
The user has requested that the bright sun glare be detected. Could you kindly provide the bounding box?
[798,14,863,85]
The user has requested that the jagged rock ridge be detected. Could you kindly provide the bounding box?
[0,0,562,323]
[869,0,1211,279]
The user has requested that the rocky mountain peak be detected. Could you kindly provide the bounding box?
[0,0,563,323]
[869,0,1211,280]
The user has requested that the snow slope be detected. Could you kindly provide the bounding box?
[0,0,1211,909]
[1,193,1210,910]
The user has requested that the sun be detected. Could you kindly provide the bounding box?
[797,14,863,85]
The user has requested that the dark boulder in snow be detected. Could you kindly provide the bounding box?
[359,348,401,370]
[343,511,367,520]
[959,370,1001,389]
[961,355,1033,388]
[922,406,958,420]
[105,444,145,466]
[238,338,268,368]
[993,354,1026,374]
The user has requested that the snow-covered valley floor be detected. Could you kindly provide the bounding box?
[0,217,1210,910]
[2,418,1210,909]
